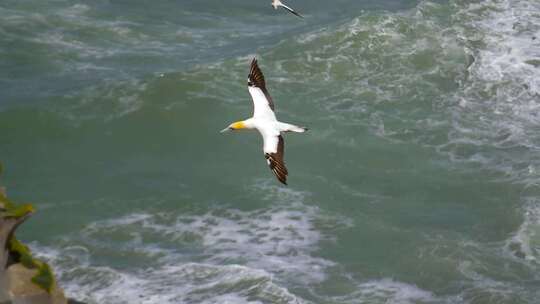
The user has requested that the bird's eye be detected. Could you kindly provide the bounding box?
[248,81,253,86]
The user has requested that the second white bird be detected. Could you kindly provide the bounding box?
[271,0,303,18]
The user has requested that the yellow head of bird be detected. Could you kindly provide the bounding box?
[231,121,246,130]
[220,121,245,133]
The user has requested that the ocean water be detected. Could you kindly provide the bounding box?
[1,0,540,303]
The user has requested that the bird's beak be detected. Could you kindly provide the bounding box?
[220,127,231,133]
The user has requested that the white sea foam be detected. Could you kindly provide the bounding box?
[29,184,331,303]
[58,262,301,304]
[32,217,310,303]
[458,0,540,94]
[34,240,443,304]
[329,279,435,304]
[505,198,540,264]
[439,0,540,185]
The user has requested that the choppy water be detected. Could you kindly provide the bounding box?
[1,0,540,303]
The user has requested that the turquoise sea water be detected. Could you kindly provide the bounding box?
[1,0,540,303]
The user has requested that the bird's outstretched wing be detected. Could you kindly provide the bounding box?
[278,2,303,18]
[248,58,276,118]
[264,135,288,185]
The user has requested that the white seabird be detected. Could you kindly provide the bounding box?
[271,0,303,18]
[221,58,308,185]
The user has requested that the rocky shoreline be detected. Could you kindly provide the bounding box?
[0,164,86,304]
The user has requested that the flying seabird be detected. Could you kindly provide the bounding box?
[271,0,303,18]
[221,58,308,185]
